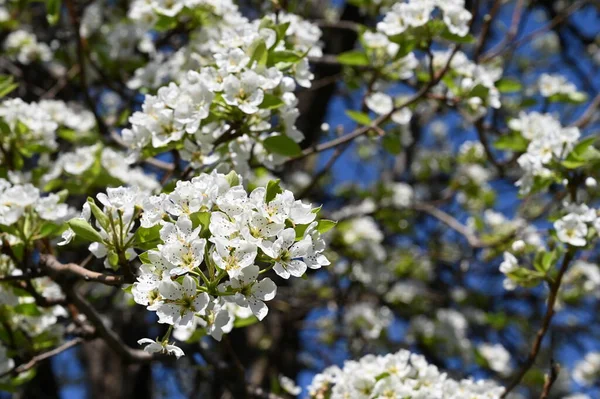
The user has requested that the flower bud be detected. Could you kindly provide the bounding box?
[586,177,597,188]
[511,240,525,252]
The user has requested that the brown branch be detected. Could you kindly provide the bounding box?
[39,254,124,286]
[290,46,461,162]
[314,19,360,32]
[482,0,588,61]
[539,361,560,399]
[298,142,345,199]
[65,285,152,363]
[484,0,527,59]
[475,118,504,176]
[501,251,575,397]
[0,338,83,379]
[473,0,503,62]
[571,92,600,128]
[64,0,110,139]
[413,202,483,248]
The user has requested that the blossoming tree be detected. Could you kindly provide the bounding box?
[0,0,599,398]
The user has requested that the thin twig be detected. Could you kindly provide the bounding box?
[473,0,503,61]
[413,203,483,248]
[501,251,575,397]
[539,361,560,399]
[290,46,461,162]
[0,338,83,379]
[482,0,588,61]
[571,92,600,128]
[64,0,110,138]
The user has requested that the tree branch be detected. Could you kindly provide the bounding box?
[291,46,461,161]
[64,285,152,363]
[539,361,560,399]
[0,338,83,379]
[501,251,575,397]
[39,254,124,286]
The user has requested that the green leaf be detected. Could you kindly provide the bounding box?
[154,14,177,31]
[563,136,600,168]
[0,119,10,136]
[190,212,211,230]
[439,28,476,44]
[36,222,63,239]
[248,39,268,67]
[138,251,151,264]
[14,303,42,316]
[317,220,336,234]
[337,50,369,66]
[0,75,17,98]
[46,0,61,25]
[134,225,162,250]
[496,78,522,93]
[346,110,371,125]
[569,136,597,159]
[295,223,310,240]
[266,179,282,202]
[225,171,240,187]
[494,131,529,152]
[270,50,302,64]
[87,198,110,230]
[549,92,588,104]
[382,134,402,154]
[234,315,259,328]
[263,135,302,157]
[259,93,285,110]
[67,218,104,243]
[274,22,290,43]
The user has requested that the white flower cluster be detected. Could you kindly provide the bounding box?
[0,98,59,151]
[408,308,472,359]
[0,98,97,159]
[499,251,519,290]
[38,100,96,134]
[128,7,322,91]
[128,0,237,25]
[0,178,72,227]
[573,351,600,386]
[562,260,600,299]
[511,112,580,195]
[64,171,331,356]
[554,202,598,247]
[4,30,52,64]
[343,303,392,340]
[377,0,472,38]
[538,73,579,98]
[431,50,502,120]
[123,9,322,174]
[308,349,504,399]
[1,256,67,344]
[42,145,160,193]
[477,343,512,376]
[365,92,414,125]
[339,216,386,261]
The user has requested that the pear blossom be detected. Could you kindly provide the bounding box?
[137,338,185,358]
[226,265,277,321]
[555,214,588,247]
[155,276,210,326]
